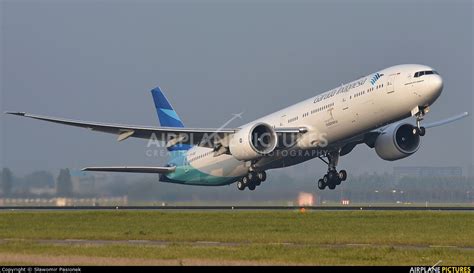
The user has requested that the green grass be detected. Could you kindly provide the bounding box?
[1,211,472,246]
[0,211,473,265]
[0,241,473,265]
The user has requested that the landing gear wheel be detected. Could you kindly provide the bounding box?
[328,170,337,181]
[248,184,256,191]
[317,179,326,190]
[418,126,426,136]
[242,176,249,186]
[328,183,336,190]
[257,171,266,182]
[323,174,329,184]
[237,181,245,191]
[413,127,426,136]
[255,180,261,186]
[247,172,255,181]
[338,170,347,181]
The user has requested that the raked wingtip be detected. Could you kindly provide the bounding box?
[4,111,26,116]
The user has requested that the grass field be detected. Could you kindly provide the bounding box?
[0,210,473,265]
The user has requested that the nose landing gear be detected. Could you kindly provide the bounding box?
[413,126,426,137]
[413,106,428,136]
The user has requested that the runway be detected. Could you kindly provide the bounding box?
[0,206,473,211]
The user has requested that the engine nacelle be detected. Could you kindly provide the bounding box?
[374,123,421,161]
[229,122,278,161]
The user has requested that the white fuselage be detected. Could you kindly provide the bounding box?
[183,64,443,182]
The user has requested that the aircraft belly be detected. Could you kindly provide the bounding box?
[255,146,320,170]
[190,154,247,178]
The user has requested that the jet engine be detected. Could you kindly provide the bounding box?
[229,122,278,161]
[374,123,421,161]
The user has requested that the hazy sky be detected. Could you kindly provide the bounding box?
[1,0,473,180]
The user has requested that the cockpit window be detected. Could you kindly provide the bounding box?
[414,70,438,77]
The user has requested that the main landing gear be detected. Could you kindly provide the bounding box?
[317,151,347,190]
[237,171,267,191]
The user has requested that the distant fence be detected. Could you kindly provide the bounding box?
[0,197,128,206]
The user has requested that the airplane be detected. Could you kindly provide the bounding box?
[6,64,469,191]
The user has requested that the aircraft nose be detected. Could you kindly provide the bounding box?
[430,74,443,96]
[425,74,443,104]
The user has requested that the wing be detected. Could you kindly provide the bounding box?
[423,112,469,129]
[5,111,236,147]
[337,112,469,156]
[5,112,303,149]
[82,166,176,173]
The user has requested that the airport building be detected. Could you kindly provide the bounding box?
[70,170,107,195]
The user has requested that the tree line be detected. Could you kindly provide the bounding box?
[1,167,473,203]
[1,167,73,197]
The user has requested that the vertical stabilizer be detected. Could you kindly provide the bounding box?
[151,86,190,151]
[151,87,185,128]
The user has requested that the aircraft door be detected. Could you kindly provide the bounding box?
[279,115,287,126]
[183,154,190,173]
[341,96,349,111]
[386,75,395,94]
[341,95,357,124]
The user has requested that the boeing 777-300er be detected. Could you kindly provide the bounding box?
[6,64,469,191]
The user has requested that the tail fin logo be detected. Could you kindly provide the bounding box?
[151,87,185,128]
[151,86,189,151]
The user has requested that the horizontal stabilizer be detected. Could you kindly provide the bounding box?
[81,166,176,174]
